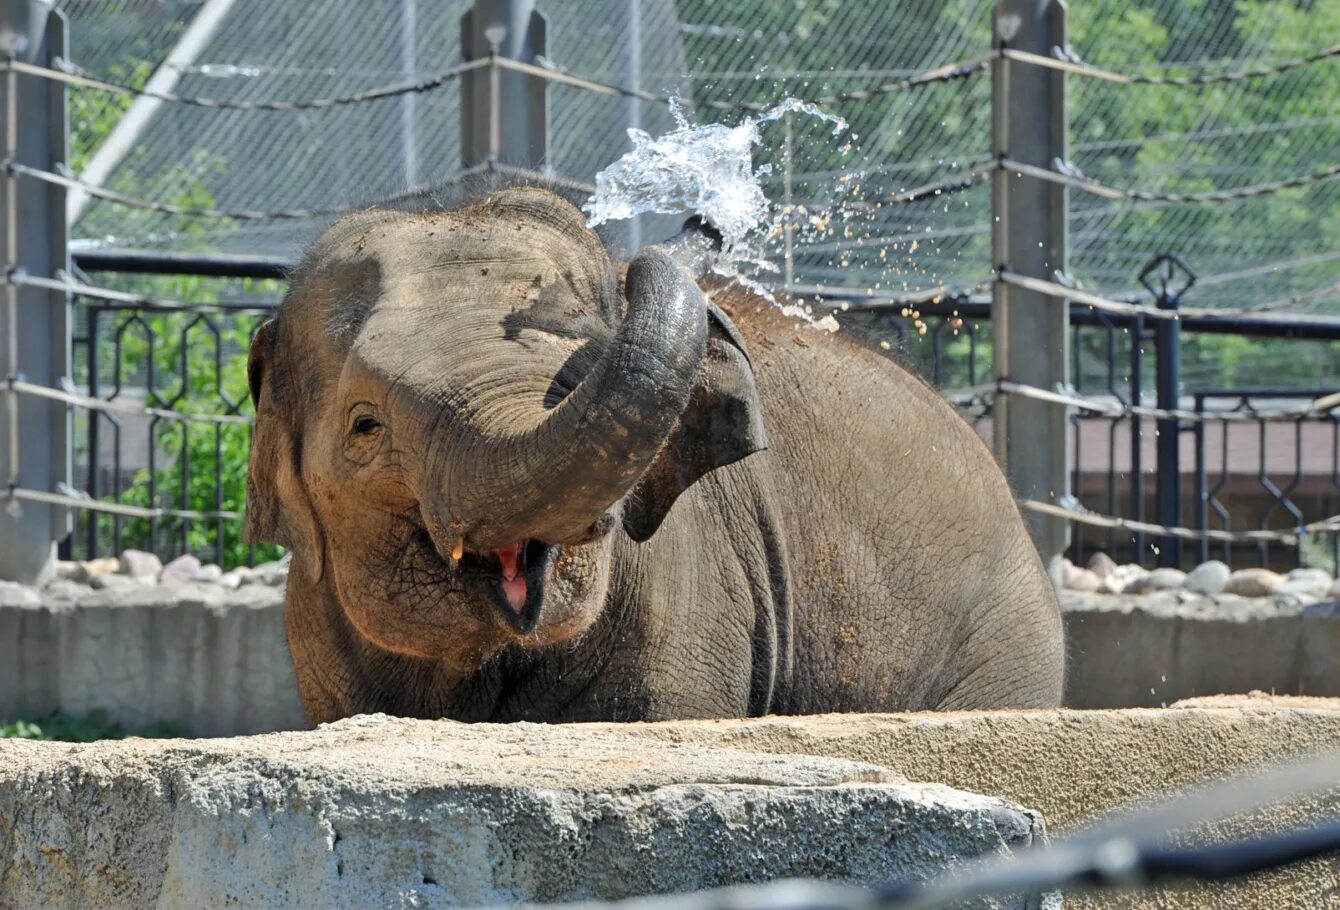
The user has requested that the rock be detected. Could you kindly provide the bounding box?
[1099,563,1147,595]
[1280,568,1333,599]
[1063,568,1100,592]
[1223,568,1284,598]
[192,563,223,583]
[53,560,83,581]
[0,716,1047,909]
[218,567,253,589]
[0,580,40,608]
[1185,560,1231,595]
[1331,578,1340,600]
[90,573,144,591]
[1127,567,1186,594]
[159,554,202,584]
[1086,551,1118,579]
[250,555,289,586]
[117,549,163,584]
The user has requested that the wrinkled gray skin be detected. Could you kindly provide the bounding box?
[246,187,1063,726]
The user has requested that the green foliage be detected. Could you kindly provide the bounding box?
[0,710,180,742]
[71,68,282,566]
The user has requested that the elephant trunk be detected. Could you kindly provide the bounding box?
[443,245,708,552]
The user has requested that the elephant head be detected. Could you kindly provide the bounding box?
[245,187,767,671]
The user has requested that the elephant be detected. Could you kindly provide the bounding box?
[245,186,1064,726]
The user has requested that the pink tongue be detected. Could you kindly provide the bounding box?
[495,543,527,613]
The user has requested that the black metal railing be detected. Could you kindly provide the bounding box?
[65,256,280,568]
[59,251,1340,572]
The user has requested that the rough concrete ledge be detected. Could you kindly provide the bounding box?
[0,715,1047,910]
[622,698,1340,910]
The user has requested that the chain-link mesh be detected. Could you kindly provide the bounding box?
[54,2,1340,362]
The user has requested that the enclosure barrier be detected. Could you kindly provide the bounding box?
[3,0,1340,576]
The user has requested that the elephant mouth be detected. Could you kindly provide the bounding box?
[468,540,555,634]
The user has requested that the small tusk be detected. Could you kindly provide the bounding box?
[450,537,465,565]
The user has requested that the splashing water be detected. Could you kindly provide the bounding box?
[584,98,847,265]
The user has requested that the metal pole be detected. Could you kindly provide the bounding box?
[398,0,418,189]
[1143,254,1192,568]
[460,0,548,170]
[991,0,1070,580]
[624,0,642,251]
[0,0,70,583]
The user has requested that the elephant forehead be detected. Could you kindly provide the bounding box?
[348,263,591,395]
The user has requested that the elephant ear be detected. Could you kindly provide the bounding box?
[245,319,324,583]
[622,301,768,542]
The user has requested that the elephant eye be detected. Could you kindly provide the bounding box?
[352,415,382,436]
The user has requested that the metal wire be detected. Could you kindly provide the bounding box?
[7,159,525,221]
[994,378,1340,423]
[9,270,277,315]
[887,164,993,204]
[5,485,242,521]
[998,269,1340,325]
[2,57,484,111]
[1000,157,1340,205]
[1022,498,1340,542]
[1002,44,1340,87]
[6,377,253,426]
[700,53,995,113]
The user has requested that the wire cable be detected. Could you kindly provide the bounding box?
[1,57,484,111]
[994,379,1340,423]
[1000,157,1340,205]
[1002,43,1340,87]
[6,377,253,426]
[9,270,277,315]
[1021,498,1340,542]
[5,485,242,521]
[700,53,994,113]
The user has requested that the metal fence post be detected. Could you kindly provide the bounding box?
[460,0,548,170]
[0,0,69,584]
[991,0,1070,580]
[1141,254,1194,568]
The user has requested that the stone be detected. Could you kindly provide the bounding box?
[1184,560,1231,595]
[89,573,144,591]
[1223,568,1284,598]
[1063,568,1100,592]
[1086,551,1118,579]
[159,554,202,584]
[1127,567,1186,594]
[251,555,290,586]
[0,716,1046,910]
[1279,568,1333,599]
[52,560,83,582]
[1098,563,1147,595]
[192,563,224,583]
[1331,578,1340,600]
[218,567,253,589]
[117,549,163,583]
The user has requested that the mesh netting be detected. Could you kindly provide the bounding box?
[58,1,1340,323]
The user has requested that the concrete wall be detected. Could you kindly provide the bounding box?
[2,585,1338,736]
[0,583,305,736]
[1062,593,1340,708]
